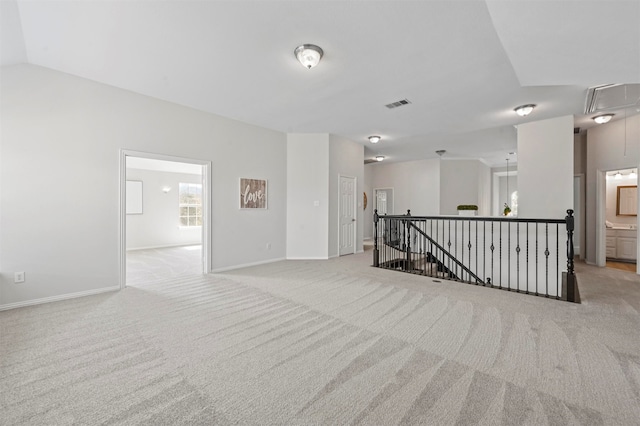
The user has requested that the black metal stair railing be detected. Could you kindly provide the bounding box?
[373,209,580,303]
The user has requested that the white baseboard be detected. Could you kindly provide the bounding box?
[127,243,201,251]
[211,257,286,273]
[0,286,121,311]
[286,256,330,260]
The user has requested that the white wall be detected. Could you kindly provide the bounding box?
[368,159,440,216]
[605,174,638,226]
[0,64,287,308]
[586,113,640,264]
[517,115,574,218]
[440,159,491,215]
[0,0,27,66]
[363,163,374,239]
[329,135,364,257]
[126,169,202,250]
[498,174,518,215]
[286,134,329,259]
[477,161,492,216]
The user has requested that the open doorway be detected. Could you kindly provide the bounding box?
[374,188,394,215]
[601,168,638,273]
[119,150,211,288]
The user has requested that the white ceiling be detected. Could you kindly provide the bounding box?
[2,0,640,166]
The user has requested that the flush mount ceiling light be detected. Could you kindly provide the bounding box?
[294,44,323,69]
[435,150,446,157]
[514,104,536,117]
[368,136,381,144]
[375,155,385,162]
[593,114,614,124]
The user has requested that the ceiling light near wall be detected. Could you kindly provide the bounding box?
[615,171,622,179]
[368,136,381,143]
[630,170,637,179]
[294,44,323,69]
[375,155,385,162]
[514,104,536,116]
[593,114,614,124]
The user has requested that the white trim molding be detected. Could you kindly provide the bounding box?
[0,286,120,311]
[211,257,286,273]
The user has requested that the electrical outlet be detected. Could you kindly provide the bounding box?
[266,242,271,250]
[15,272,25,283]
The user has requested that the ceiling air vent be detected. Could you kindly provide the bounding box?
[584,84,640,114]
[385,99,411,109]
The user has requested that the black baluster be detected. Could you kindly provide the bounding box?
[526,223,529,294]
[499,221,502,289]
[373,209,379,267]
[545,223,550,297]
[490,222,494,287]
[516,222,520,292]
[536,222,540,296]
[565,209,578,302]
[556,223,560,299]
[507,220,511,290]
[475,220,479,284]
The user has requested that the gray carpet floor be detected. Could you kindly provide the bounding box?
[1,247,640,425]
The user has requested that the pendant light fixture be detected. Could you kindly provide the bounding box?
[294,44,323,69]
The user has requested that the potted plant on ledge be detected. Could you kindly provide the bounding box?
[457,205,478,216]
[503,203,512,216]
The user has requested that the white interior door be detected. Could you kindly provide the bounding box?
[339,176,356,256]
[376,191,387,214]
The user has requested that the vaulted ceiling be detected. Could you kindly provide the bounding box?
[2,0,639,166]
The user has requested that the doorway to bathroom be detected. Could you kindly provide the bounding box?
[603,168,638,272]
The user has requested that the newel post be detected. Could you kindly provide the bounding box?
[564,209,579,303]
[373,209,379,267]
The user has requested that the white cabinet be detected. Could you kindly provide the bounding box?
[606,229,637,260]
[617,237,637,260]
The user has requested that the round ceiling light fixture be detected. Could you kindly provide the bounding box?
[368,136,381,143]
[375,155,385,162]
[593,114,614,124]
[514,104,536,116]
[294,44,324,69]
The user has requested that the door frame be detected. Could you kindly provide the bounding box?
[338,174,357,256]
[574,174,585,260]
[119,149,212,289]
[595,166,640,273]
[373,187,394,215]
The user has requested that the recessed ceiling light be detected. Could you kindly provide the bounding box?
[514,104,536,116]
[294,44,323,69]
[368,136,381,143]
[593,114,614,124]
[375,155,385,162]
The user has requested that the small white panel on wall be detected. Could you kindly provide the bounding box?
[126,180,143,214]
